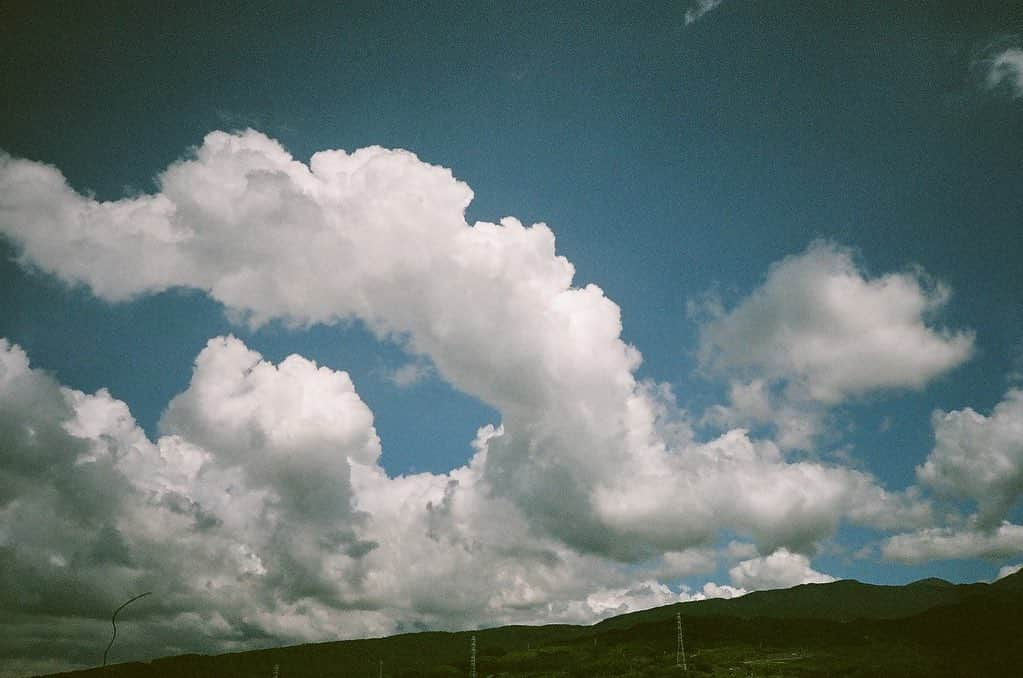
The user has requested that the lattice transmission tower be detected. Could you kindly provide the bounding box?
[676,612,688,671]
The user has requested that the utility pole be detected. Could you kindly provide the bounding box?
[676,612,688,671]
[102,591,152,667]
[470,635,477,678]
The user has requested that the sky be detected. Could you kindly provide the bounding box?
[1,1,1022,675]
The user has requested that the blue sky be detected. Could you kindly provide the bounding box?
[2,1,1023,674]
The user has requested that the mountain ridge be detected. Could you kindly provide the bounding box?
[35,569,1023,677]
[594,572,1014,631]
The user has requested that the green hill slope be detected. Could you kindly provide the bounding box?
[596,575,997,631]
[34,569,1023,678]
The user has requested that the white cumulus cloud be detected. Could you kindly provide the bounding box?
[697,582,749,599]
[882,389,1023,565]
[697,242,972,449]
[0,132,926,559]
[0,133,939,671]
[917,389,1023,527]
[996,562,1023,580]
[0,337,687,672]
[727,548,836,591]
[699,242,973,405]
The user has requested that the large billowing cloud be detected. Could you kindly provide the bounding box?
[0,337,679,675]
[0,132,642,554]
[0,335,902,667]
[0,133,936,672]
[0,131,925,552]
[698,242,973,449]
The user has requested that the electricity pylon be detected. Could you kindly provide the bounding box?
[676,612,688,671]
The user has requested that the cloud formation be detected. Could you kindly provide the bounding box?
[685,0,725,26]
[0,337,674,674]
[728,548,836,591]
[698,242,973,448]
[997,562,1023,580]
[883,523,1023,563]
[0,133,940,671]
[0,131,924,554]
[699,242,973,405]
[985,47,1023,98]
[917,389,1023,527]
[386,361,433,388]
[881,390,1023,565]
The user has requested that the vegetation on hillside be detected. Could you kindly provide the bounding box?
[38,571,1023,678]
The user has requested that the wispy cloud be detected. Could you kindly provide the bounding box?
[884,523,1023,563]
[985,47,1023,98]
[386,361,433,388]
[685,0,725,26]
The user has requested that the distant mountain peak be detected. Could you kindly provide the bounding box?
[906,577,954,588]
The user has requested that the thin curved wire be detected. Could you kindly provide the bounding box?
[102,591,152,667]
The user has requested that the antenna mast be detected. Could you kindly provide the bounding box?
[676,612,688,671]
[470,635,477,678]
